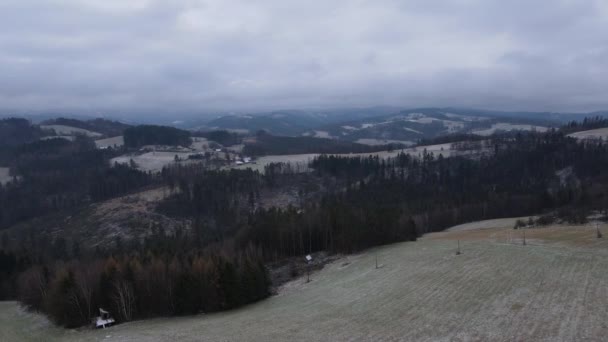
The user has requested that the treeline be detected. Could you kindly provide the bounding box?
[156,131,608,259]
[241,131,608,256]
[194,130,241,147]
[0,118,45,147]
[123,125,191,148]
[17,246,270,328]
[42,118,130,137]
[417,133,487,146]
[0,118,46,164]
[243,131,398,156]
[561,116,608,134]
[0,136,152,228]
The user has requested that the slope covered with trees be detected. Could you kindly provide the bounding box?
[123,125,191,148]
[41,118,130,137]
[242,131,400,156]
[2,119,608,329]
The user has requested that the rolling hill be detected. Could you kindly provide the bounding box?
[199,107,401,135]
[197,107,592,143]
[311,108,557,143]
[3,219,608,341]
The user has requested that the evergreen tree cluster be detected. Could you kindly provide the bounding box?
[17,246,270,328]
[123,125,191,148]
[0,136,152,228]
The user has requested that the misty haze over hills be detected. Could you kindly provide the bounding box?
[1,1,608,114]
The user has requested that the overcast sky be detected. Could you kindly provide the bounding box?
[1,0,607,115]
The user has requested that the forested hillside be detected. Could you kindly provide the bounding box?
[1,118,608,329]
[123,125,191,148]
[242,131,400,156]
[41,118,130,137]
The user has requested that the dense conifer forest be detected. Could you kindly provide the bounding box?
[123,125,192,148]
[242,131,399,156]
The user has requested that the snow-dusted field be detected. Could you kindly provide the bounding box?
[110,138,213,171]
[3,220,608,341]
[233,143,461,173]
[472,123,549,136]
[0,167,11,185]
[94,136,124,149]
[567,127,608,140]
[41,125,102,138]
[355,138,415,146]
[111,151,197,172]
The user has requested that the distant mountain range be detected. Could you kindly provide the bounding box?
[196,107,607,143]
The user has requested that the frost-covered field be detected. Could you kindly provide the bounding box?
[95,136,124,149]
[110,138,210,171]
[3,221,608,341]
[472,123,549,136]
[111,151,197,172]
[0,167,11,185]
[41,125,102,138]
[233,143,459,173]
[568,127,608,140]
[355,138,415,146]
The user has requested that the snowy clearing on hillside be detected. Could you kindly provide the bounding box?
[313,130,333,138]
[111,151,197,172]
[189,137,209,150]
[355,139,415,146]
[0,167,12,184]
[446,217,532,232]
[4,220,608,341]
[232,142,479,173]
[41,135,75,141]
[444,113,489,122]
[94,136,123,149]
[472,123,548,136]
[567,127,608,140]
[41,125,102,137]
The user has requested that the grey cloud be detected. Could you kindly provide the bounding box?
[0,0,607,115]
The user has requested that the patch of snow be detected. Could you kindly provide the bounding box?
[40,125,102,137]
[472,123,548,136]
[313,131,333,139]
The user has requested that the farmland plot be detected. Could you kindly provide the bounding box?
[41,125,102,138]
[233,142,467,173]
[95,136,124,149]
[3,221,608,341]
[0,167,11,184]
[567,127,608,141]
[472,123,548,136]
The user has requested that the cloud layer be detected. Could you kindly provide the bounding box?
[1,0,607,114]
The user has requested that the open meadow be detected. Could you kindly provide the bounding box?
[567,127,608,141]
[232,142,462,173]
[0,167,11,185]
[2,219,608,341]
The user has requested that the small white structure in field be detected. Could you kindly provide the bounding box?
[94,308,115,329]
[305,255,313,282]
[215,148,222,152]
[235,160,244,165]
[243,157,252,163]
